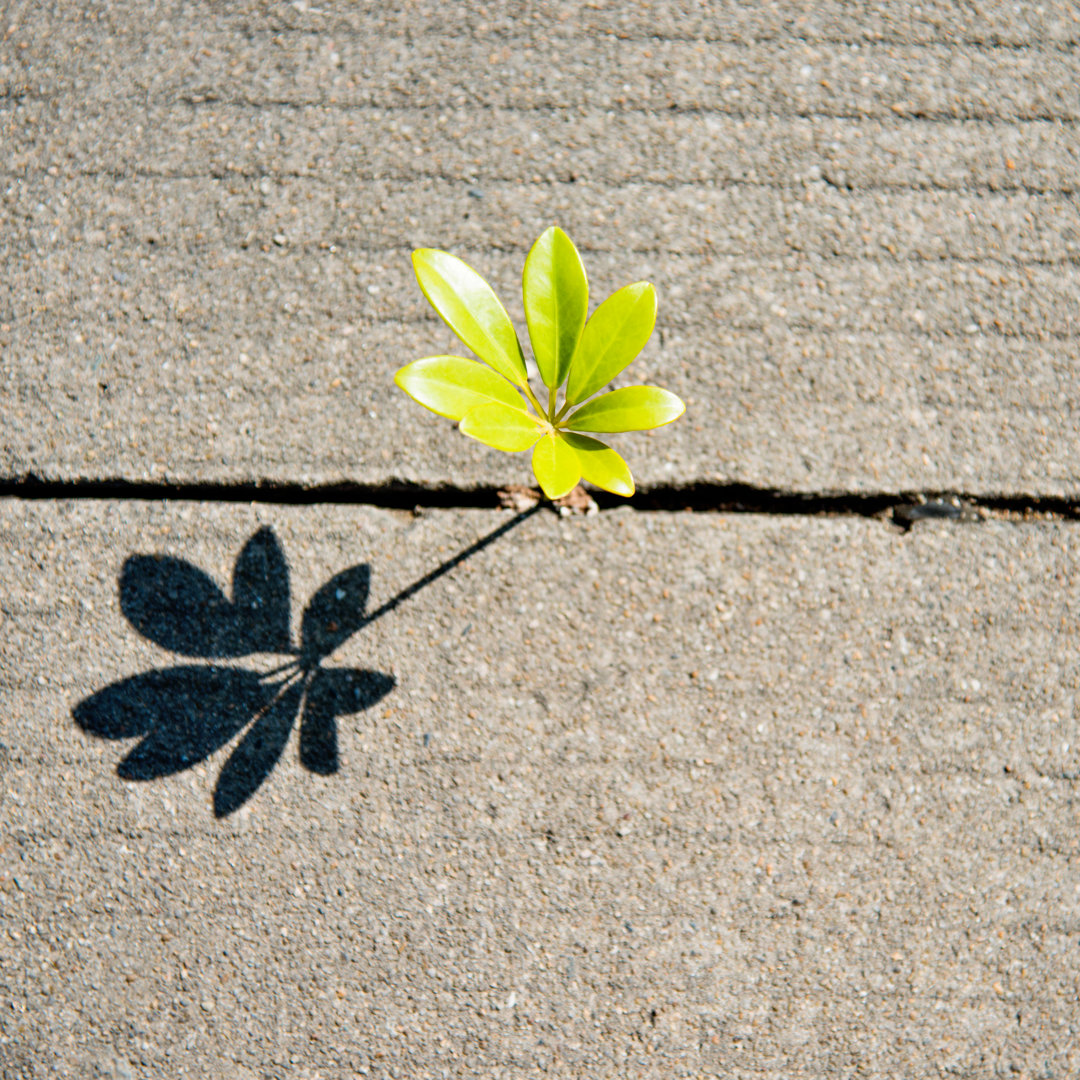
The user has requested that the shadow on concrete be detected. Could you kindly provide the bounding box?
[73,506,540,817]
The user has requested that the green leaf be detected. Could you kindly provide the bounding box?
[565,281,657,405]
[561,433,634,496]
[394,356,525,421]
[532,432,582,500]
[459,401,546,452]
[565,385,685,433]
[522,226,588,391]
[412,249,528,386]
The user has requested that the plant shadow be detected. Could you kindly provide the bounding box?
[73,507,539,818]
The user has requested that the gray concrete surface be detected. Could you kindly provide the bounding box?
[3,4,1080,1078]
[3,3,1080,491]
[2,501,1079,1077]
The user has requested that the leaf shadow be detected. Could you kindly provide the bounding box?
[73,508,539,818]
[119,526,292,657]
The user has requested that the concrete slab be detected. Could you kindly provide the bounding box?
[4,230,1078,491]
[2,501,1078,1075]
[3,5,1080,493]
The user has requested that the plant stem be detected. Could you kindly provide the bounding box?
[546,386,556,422]
[554,400,573,424]
[521,381,546,418]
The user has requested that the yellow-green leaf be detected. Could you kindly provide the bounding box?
[394,356,525,421]
[565,385,685,433]
[459,402,546,452]
[561,433,634,496]
[522,226,588,391]
[565,282,656,405]
[412,249,528,386]
[532,432,582,500]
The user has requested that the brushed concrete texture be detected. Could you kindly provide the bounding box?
[7,1,1080,48]
[3,3,1080,492]
[1,500,1079,1076]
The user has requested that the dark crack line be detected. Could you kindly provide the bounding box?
[1,475,1077,527]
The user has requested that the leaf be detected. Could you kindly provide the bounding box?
[73,677,157,740]
[231,527,292,653]
[300,564,371,666]
[299,668,396,775]
[213,680,303,817]
[459,401,546,452]
[522,226,588,390]
[565,282,656,405]
[565,385,685,433]
[120,530,293,658]
[561,433,634,496]
[531,432,582,500]
[298,678,339,776]
[412,248,528,386]
[394,356,525,421]
[119,555,235,657]
[98,667,271,778]
[74,666,262,741]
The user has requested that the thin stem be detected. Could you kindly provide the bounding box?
[546,385,557,422]
[259,659,300,681]
[360,503,543,628]
[520,380,546,419]
[247,666,304,728]
[554,399,573,425]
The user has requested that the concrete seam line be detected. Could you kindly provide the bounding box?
[1,475,1078,525]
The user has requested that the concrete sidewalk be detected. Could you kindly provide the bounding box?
[3,3,1080,492]
[2,501,1079,1077]
[2,3,1080,1078]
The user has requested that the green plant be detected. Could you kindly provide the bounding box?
[394,226,685,499]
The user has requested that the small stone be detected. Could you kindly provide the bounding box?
[554,484,598,516]
[497,485,541,512]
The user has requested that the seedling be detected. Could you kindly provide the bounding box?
[395,226,685,499]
